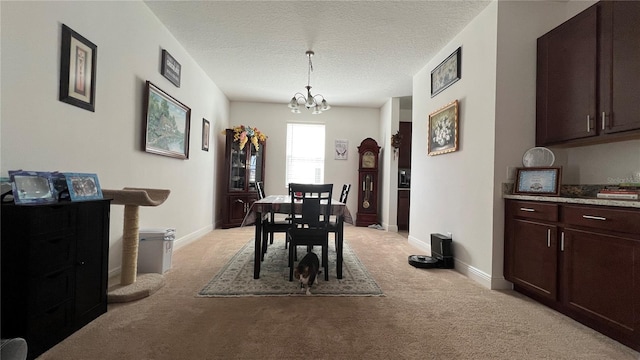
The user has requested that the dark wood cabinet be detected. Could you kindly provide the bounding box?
[398,122,412,169]
[536,1,640,146]
[1,200,110,360]
[397,190,410,231]
[504,199,640,351]
[221,129,265,228]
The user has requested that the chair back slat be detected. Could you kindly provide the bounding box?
[339,184,351,203]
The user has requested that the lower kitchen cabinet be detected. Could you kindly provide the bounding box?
[505,199,640,351]
[1,200,111,360]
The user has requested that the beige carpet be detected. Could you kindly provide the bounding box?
[37,225,639,359]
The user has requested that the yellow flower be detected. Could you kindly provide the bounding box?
[224,125,267,151]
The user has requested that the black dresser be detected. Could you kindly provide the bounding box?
[1,199,110,359]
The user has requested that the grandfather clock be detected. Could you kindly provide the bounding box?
[356,138,381,227]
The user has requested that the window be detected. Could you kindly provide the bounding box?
[286,123,325,185]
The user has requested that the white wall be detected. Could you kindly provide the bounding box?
[228,102,380,217]
[1,1,229,277]
[379,98,400,231]
[410,1,499,287]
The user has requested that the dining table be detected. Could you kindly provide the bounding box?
[241,194,352,279]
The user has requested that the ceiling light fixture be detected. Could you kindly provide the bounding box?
[287,50,331,115]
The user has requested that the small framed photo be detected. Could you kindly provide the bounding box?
[161,49,181,87]
[431,47,461,97]
[335,139,348,160]
[428,100,459,156]
[202,118,210,151]
[8,170,58,205]
[143,81,191,159]
[63,173,103,201]
[59,24,97,112]
[514,167,562,196]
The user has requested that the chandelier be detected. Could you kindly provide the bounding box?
[287,50,331,114]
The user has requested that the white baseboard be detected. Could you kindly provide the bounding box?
[407,235,512,290]
[108,224,214,279]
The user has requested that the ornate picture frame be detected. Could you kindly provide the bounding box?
[514,167,562,196]
[59,24,97,112]
[431,47,461,97]
[143,81,191,159]
[428,100,459,156]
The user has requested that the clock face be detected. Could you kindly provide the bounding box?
[362,152,376,168]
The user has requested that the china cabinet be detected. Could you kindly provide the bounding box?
[536,1,640,146]
[504,199,640,350]
[221,129,266,228]
[1,199,111,360]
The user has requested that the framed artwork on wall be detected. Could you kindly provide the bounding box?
[143,81,191,159]
[161,49,181,87]
[202,118,210,151]
[335,139,348,160]
[59,24,97,112]
[428,100,459,156]
[513,167,562,196]
[431,47,461,97]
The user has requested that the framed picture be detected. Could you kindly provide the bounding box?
[431,47,461,97]
[428,100,459,156]
[63,173,103,201]
[143,81,191,159]
[59,24,97,112]
[335,139,348,160]
[202,118,210,151]
[161,49,181,87]
[8,170,58,205]
[513,167,562,196]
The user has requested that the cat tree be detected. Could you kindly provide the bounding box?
[102,187,170,303]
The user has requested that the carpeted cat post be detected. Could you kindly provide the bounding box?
[102,187,170,303]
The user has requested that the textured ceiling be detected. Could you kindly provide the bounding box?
[144,1,491,109]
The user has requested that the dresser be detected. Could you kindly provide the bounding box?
[1,199,111,359]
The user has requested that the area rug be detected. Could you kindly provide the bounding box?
[197,239,384,297]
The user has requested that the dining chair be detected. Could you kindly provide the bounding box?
[287,183,333,281]
[328,184,350,247]
[259,183,292,257]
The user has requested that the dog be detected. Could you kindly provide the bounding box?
[293,252,320,295]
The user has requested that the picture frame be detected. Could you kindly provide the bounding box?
[161,49,181,87]
[513,167,562,196]
[202,118,210,151]
[143,80,191,159]
[431,47,461,97]
[428,100,459,156]
[335,139,348,160]
[59,24,97,112]
[63,172,103,201]
[8,170,58,205]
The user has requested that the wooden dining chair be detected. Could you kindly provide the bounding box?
[328,184,350,245]
[259,183,292,257]
[287,183,333,281]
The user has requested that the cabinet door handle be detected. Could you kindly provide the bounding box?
[547,229,551,247]
[601,112,606,130]
[582,215,606,221]
[561,232,565,251]
[586,115,591,132]
[235,199,244,203]
[519,207,535,212]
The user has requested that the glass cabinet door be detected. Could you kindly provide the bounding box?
[229,146,246,191]
[248,144,263,192]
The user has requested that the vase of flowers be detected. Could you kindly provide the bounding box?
[222,125,267,151]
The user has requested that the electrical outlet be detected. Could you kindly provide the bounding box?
[446,232,452,239]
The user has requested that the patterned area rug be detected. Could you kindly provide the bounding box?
[197,239,384,297]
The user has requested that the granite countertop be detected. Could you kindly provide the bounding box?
[502,183,640,209]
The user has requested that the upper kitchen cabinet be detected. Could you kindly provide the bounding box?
[536,1,640,147]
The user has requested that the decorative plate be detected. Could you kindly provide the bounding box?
[522,147,555,167]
